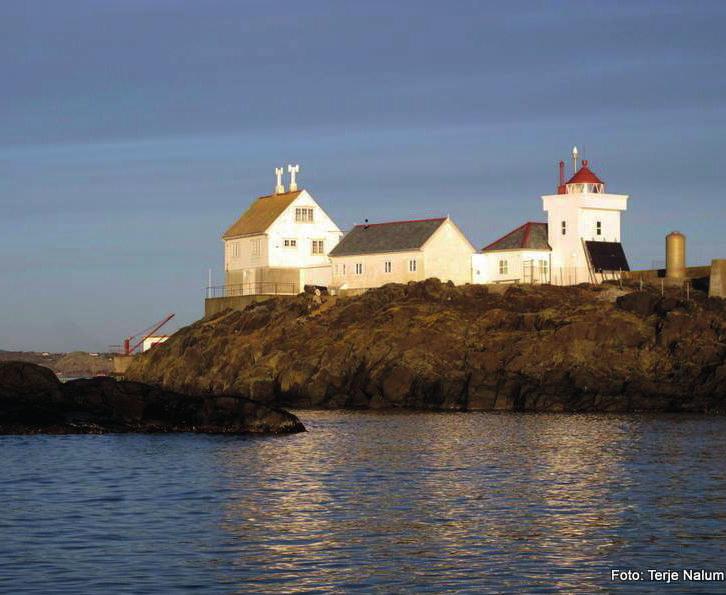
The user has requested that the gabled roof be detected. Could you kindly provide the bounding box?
[328,217,447,257]
[222,190,302,239]
[482,222,550,252]
[567,161,604,185]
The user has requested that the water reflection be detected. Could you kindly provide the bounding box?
[1,413,725,593]
[212,412,726,593]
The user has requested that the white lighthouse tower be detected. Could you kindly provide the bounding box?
[542,149,629,285]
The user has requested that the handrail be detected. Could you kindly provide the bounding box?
[206,282,297,298]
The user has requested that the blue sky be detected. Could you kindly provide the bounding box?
[1,1,725,351]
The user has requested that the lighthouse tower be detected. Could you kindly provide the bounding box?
[542,149,629,285]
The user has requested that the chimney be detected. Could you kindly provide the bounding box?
[288,164,300,192]
[274,167,285,195]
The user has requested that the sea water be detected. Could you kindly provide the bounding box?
[1,411,725,593]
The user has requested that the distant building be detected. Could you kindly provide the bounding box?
[142,336,169,352]
[473,222,551,284]
[476,150,630,285]
[222,166,342,295]
[329,216,475,291]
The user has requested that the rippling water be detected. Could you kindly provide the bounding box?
[1,412,725,593]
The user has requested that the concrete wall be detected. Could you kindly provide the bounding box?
[622,266,711,281]
[709,260,726,298]
[205,294,277,317]
[224,267,302,294]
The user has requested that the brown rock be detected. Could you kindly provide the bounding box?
[124,281,726,414]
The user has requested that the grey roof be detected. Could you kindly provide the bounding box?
[482,222,550,252]
[329,218,447,257]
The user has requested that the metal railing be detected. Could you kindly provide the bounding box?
[206,282,297,298]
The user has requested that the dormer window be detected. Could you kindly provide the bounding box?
[295,207,314,222]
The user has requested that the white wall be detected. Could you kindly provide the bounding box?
[422,219,476,285]
[223,190,342,290]
[542,190,628,285]
[330,218,475,290]
[331,250,423,289]
[224,233,268,271]
[473,250,551,284]
[267,190,342,269]
[142,336,169,352]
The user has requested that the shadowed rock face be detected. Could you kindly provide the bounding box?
[0,362,305,435]
[127,279,726,413]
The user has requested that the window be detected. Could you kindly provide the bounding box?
[409,259,417,272]
[283,239,297,248]
[499,260,508,275]
[231,242,240,257]
[334,264,338,275]
[312,240,324,255]
[539,259,548,279]
[561,221,567,235]
[384,261,392,273]
[596,221,602,236]
[251,239,261,257]
[342,264,346,275]
[295,207,314,222]
[355,263,363,275]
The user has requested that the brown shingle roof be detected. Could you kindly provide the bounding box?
[222,190,302,239]
[329,218,446,257]
[482,222,550,252]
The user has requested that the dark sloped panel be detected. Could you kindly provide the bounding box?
[585,241,630,272]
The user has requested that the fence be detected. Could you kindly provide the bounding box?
[206,282,297,298]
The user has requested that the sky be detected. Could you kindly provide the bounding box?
[1,0,726,352]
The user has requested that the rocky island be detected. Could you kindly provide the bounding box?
[126,279,726,413]
[0,361,304,435]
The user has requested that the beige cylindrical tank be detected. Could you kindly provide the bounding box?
[665,231,686,279]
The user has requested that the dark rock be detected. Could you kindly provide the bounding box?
[125,280,726,414]
[616,291,661,317]
[0,361,304,435]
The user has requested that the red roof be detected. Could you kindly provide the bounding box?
[566,160,604,185]
[482,221,550,252]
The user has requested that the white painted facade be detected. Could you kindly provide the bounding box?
[331,218,476,290]
[474,157,629,286]
[142,336,169,352]
[542,189,628,285]
[224,190,343,291]
[472,249,551,284]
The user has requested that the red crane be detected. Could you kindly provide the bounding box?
[122,313,175,355]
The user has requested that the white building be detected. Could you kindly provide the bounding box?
[543,158,629,285]
[222,167,343,295]
[473,222,551,284]
[475,152,629,286]
[329,216,476,290]
[142,336,169,352]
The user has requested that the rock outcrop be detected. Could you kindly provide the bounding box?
[127,279,726,413]
[0,361,305,434]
